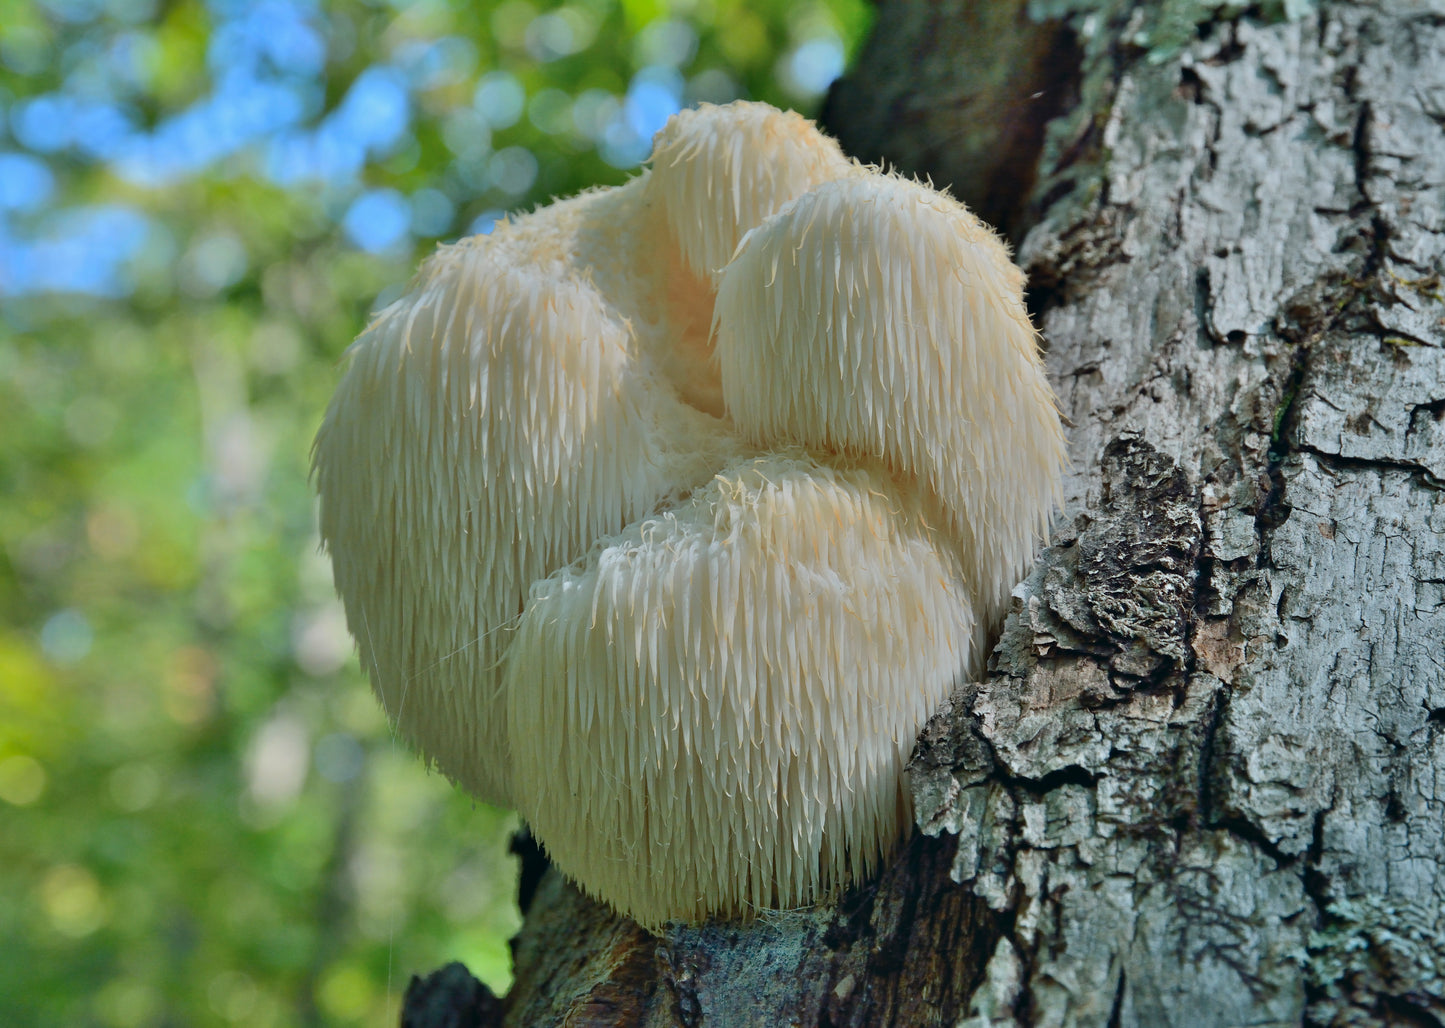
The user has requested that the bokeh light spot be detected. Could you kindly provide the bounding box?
[0,153,55,211]
[634,19,698,69]
[108,762,161,812]
[12,94,76,151]
[624,68,683,140]
[207,970,258,1023]
[410,187,456,238]
[244,711,309,808]
[0,754,47,806]
[686,68,741,106]
[315,732,364,783]
[784,36,846,98]
[87,505,141,560]
[441,107,492,161]
[528,88,574,135]
[487,146,538,197]
[571,88,620,142]
[291,604,352,676]
[333,66,409,151]
[163,646,217,725]
[467,209,505,236]
[40,609,93,664]
[42,864,107,938]
[317,962,373,1020]
[178,231,249,297]
[93,978,161,1028]
[342,189,411,252]
[474,71,526,129]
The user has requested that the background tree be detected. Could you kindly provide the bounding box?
[482,0,1445,1024]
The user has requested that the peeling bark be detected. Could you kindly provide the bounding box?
[405,1,1445,1024]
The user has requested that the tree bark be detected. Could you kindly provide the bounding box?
[408,1,1445,1023]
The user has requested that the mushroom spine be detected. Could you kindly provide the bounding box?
[312,101,1066,929]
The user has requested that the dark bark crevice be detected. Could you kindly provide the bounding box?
[820,0,1084,245]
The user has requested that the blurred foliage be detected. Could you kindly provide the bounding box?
[0,0,870,1024]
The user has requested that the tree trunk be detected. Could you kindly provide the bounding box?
[407,1,1445,1023]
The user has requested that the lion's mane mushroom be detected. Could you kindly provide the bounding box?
[313,101,1066,929]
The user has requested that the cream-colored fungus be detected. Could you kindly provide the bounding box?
[312,101,1065,930]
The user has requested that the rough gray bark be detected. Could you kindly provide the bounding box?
[408,1,1445,1024]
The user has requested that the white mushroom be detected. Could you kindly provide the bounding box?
[312,101,1065,926]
